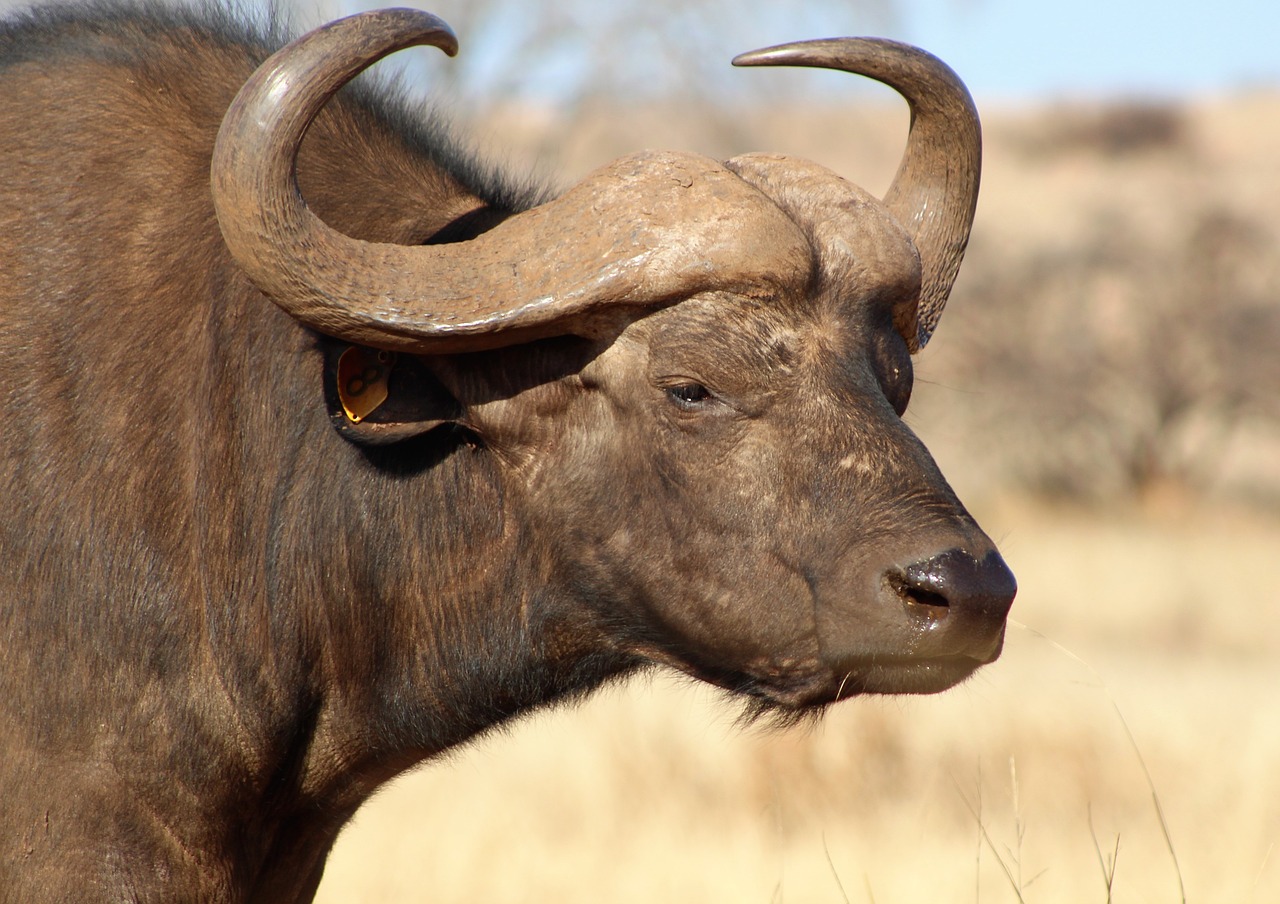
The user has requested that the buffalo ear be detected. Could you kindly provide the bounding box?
[323,341,462,446]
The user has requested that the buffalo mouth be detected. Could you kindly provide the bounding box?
[682,630,1006,716]
[828,644,1004,699]
[763,648,1002,711]
[636,547,1014,712]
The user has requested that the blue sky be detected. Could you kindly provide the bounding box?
[325,0,1278,105]
[895,0,1280,100]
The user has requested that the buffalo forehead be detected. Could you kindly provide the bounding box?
[638,292,802,387]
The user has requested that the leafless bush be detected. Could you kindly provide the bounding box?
[1008,102,1192,159]
[925,200,1280,506]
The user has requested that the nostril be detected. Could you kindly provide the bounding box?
[904,587,949,610]
[890,575,951,622]
[899,549,1017,622]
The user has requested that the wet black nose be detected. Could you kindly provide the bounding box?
[899,549,1017,625]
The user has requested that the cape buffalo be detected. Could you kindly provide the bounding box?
[0,3,1015,901]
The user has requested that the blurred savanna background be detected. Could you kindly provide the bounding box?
[292,0,1280,901]
[16,0,1276,897]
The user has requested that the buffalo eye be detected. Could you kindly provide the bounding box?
[665,382,713,409]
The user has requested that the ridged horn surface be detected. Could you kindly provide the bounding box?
[733,38,981,351]
[212,9,811,353]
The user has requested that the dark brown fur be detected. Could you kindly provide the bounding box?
[0,4,1011,901]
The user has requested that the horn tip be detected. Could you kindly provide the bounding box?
[731,44,805,68]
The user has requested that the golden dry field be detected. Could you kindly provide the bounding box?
[315,94,1280,902]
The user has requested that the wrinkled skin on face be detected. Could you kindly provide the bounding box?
[434,189,1009,714]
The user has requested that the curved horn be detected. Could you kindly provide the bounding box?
[733,39,981,351]
[212,9,811,353]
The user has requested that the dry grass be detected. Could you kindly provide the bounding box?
[314,93,1280,902]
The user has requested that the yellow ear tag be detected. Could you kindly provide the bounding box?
[337,347,397,423]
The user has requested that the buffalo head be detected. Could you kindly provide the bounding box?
[211,9,1014,713]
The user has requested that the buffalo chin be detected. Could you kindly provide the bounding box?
[849,656,991,696]
[738,650,1000,718]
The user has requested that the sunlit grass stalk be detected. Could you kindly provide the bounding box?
[954,775,1026,904]
[1013,620,1186,903]
[1087,804,1121,904]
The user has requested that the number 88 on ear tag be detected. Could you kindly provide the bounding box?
[337,347,397,423]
